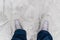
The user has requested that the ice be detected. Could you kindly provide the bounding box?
[0,0,60,40]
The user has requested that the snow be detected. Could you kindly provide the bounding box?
[0,0,60,40]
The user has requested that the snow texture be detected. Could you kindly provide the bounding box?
[0,0,60,40]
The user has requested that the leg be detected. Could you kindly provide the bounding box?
[37,30,53,40]
[11,19,27,40]
[11,29,27,40]
[37,14,53,40]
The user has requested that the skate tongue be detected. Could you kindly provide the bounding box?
[15,19,23,29]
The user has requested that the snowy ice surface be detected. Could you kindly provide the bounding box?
[0,0,60,40]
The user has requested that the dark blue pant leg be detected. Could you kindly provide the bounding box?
[11,29,27,40]
[37,30,53,40]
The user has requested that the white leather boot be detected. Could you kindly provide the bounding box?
[15,19,23,30]
[40,14,50,31]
